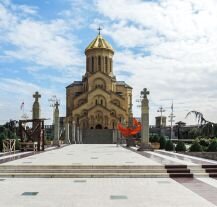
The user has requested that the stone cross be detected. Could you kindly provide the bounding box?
[138,88,152,151]
[32,91,41,120]
[141,88,149,99]
[54,101,60,109]
[33,91,41,102]
[53,101,60,146]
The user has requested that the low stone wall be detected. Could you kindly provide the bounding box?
[82,129,114,144]
[179,152,217,161]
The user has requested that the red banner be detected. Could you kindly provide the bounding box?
[117,118,141,137]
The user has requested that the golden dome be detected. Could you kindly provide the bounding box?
[85,34,114,53]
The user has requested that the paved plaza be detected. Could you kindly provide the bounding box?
[0,144,217,207]
[1,145,160,166]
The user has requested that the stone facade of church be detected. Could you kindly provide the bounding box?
[66,33,132,129]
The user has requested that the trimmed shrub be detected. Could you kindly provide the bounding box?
[0,133,6,152]
[189,140,203,152]
[207,140,217,152]
[159,135,166,149]
[175,141,186,152]
[150,134,160,143]
[165,140,175,151]
[199,138,210,147]
[15,138,20,150]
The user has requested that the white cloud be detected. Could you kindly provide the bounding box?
[6,19,82,68]
[95,0,217,124]
[0,78,65,124]
[0,1,83,69]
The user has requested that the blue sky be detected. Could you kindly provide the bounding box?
[1,0,217,125]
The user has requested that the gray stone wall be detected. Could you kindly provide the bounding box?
[82,129,114,144]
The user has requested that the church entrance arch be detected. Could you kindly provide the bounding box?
[95,124,102,129]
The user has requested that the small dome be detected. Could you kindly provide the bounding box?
[85,34,114,53]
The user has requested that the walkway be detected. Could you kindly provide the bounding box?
[0,144,217,207]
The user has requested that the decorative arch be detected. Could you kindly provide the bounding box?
[93,78,106,90]
[93,95,106,107]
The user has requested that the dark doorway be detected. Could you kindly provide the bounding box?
[95,124,102,129]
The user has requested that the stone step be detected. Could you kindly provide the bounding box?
[202,165,217,169]
[0,169,168,173]
[167,169,190,173]
[0,172,170,178]
[165,165,187,169]
[0,165,165,170]
[0,164,211,178]
[0,172,208,178]
[205,169,217,173]
[190,169,206,173]
[209,173,217,178]
[169,173,193,178]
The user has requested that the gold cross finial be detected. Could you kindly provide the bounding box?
[97,25,102,35]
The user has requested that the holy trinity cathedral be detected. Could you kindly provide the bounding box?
[66,32,132,130]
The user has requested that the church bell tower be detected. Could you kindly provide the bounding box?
[66,30,133,130]
[85,30,114,77]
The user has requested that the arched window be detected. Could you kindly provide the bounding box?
[92,56,94,72]
[94,78,106,89]
[86,57,88,72]
[100,99,103,105]
[110,59,112,72]
[105,57,108,73]
[95,99,98,105]
[98,56,101,71]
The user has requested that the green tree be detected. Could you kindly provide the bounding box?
[175,141,186,152]
[165,140,175,151]
[0,133,6,151]
[189,139,203,152]
[207,139,217,152]
[159,135,166,149]
[186,111,217,138]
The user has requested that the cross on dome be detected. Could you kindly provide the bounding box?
[97,25,103,35]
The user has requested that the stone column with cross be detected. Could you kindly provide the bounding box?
[138,88,152,151]
[53,101,60,146]
[32,91,41,120]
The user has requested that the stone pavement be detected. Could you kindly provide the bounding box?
[1,144,160,166]
[0,144,217,207]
